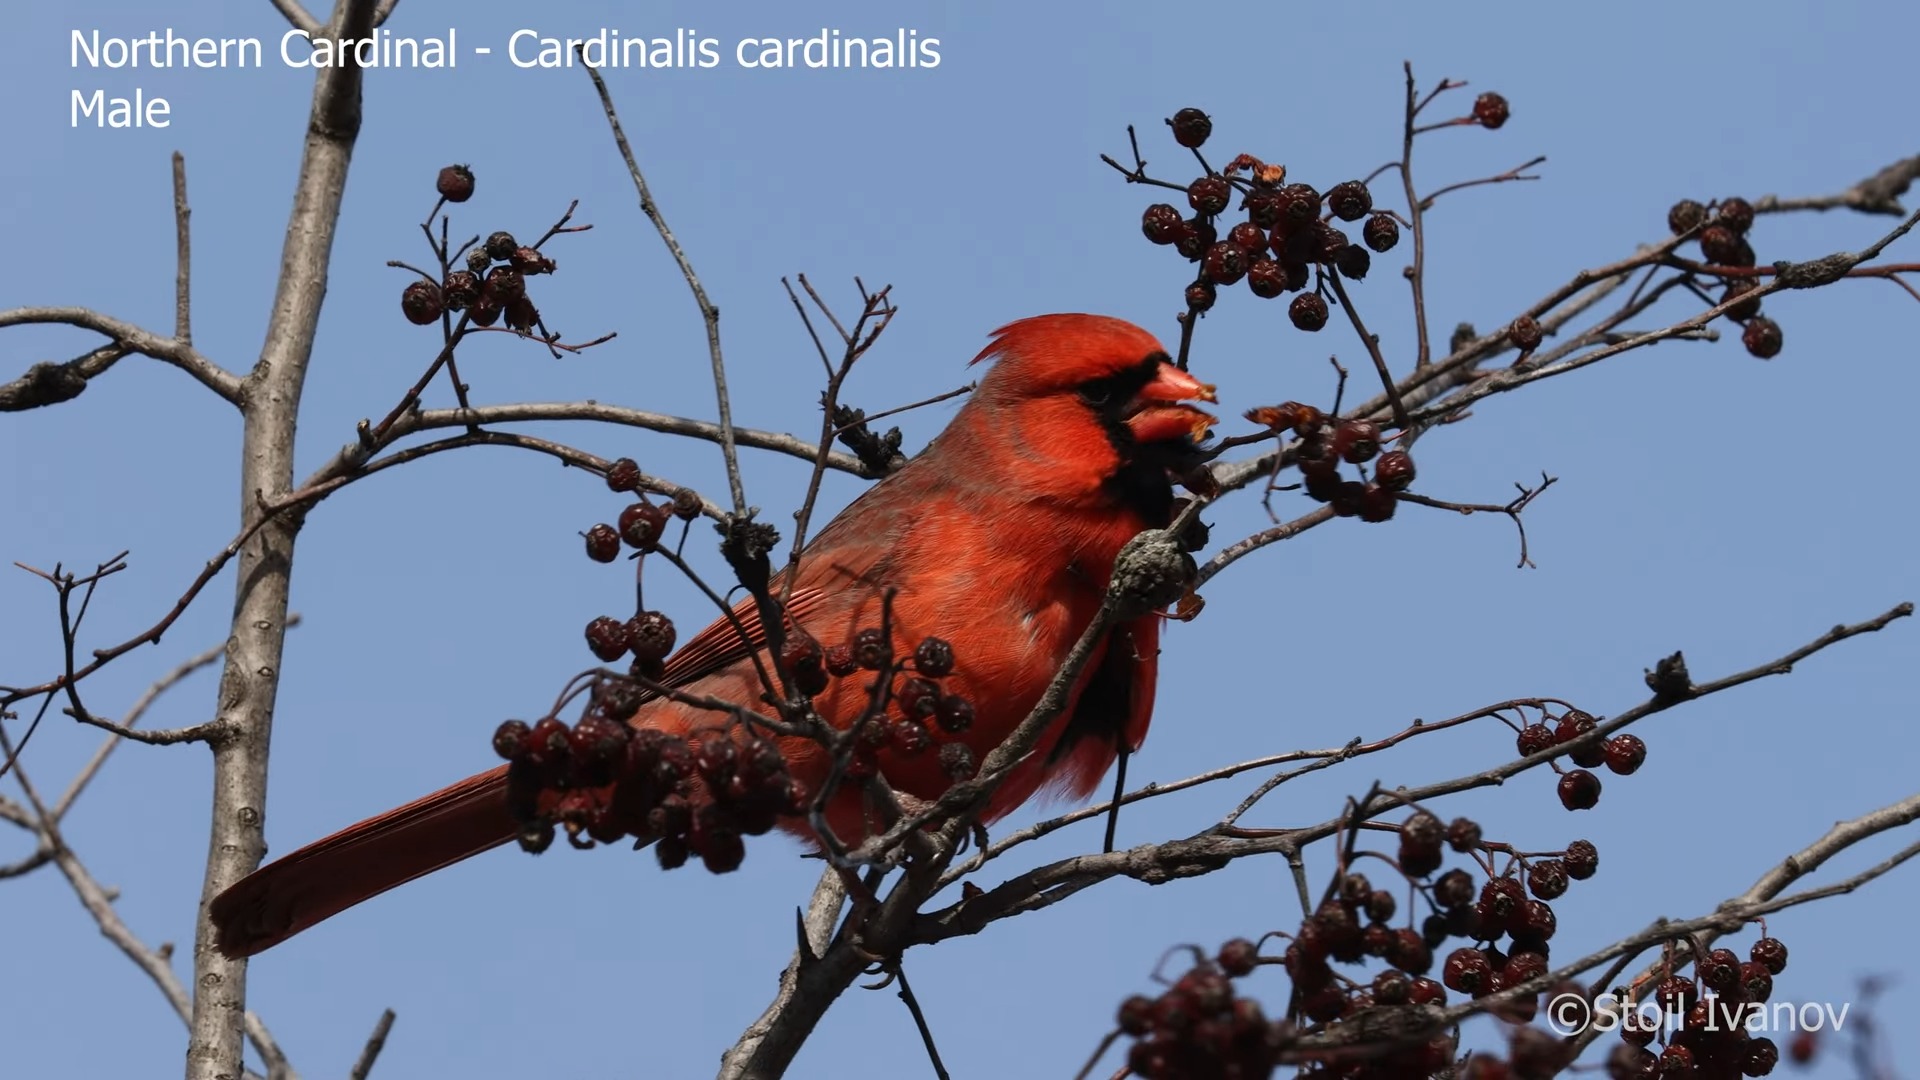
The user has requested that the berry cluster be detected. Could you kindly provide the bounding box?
[491,712,809,873]
[1139,108,1400,323]
[1114,942,1312,1079]
[399,164,560,333]
[580,457,701,677]
[1512,708,1648,813]
[1599,932,1794,1080]
[1666,197,1782,359]
[811,630,982,783]
[1246,401,1413,522]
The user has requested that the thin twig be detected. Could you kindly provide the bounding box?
[347,1009,398,1080]
[172,153,192,345]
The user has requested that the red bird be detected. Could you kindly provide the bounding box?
[210,313,1217,957]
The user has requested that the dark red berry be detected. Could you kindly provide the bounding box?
[1787,1032,1816,1065]
[1447,817,1483,852]
[1312,223,1350,264]
[1750,937,1787,975]
[1170,108,1212,149]
[1564,839,1598,879]
[1331,480,1367,517]
[1331,419,1381,464]
[1528,859,1569,900]
[511,246,556,275]
[401,280,442,325]
[935,694,975,734]
[1558,769,1602,810]
[1443,947,1493,995]
[1335,244,1371,280]
[1375,449,1416,491]
[484,264,525,303]
[492,719,530,760]
[1227,220,1267,255]
[1203,241,1249,285]
[1366,890,1397,923]
[1744,1036,1780,1076]
[1185,280,1218,312]
[1699,225,1743,265]
[781,637,831,697]
[1216,937,1259,976]
[852,628,891,671]
[1174,217,1216,260]
[468,293,502,327]
[1723,278,1763,321]
[1247,259,1287,298]
[1557,709,1606,768]
[913,637,955,677]
[890,718,933,757]
[618,502,669,552]
[1289,292,1329,331]
[441,270,480,311]
[485,230,518,261]
[824,645,857,678]
[937,741,975,779]
[895,677,940,722]
[1188,176,1232,216]
[1141,203,1185,245]
[670,488,702,521]
[1359,484,1399,524]
[1277,183,1322,225]
[1517,723,1556,756]
[1743,316,1783,359]
[1604,734,1646,775]
[435,164,474,203]
[1364,213,1400,252]
[1477,877,1525,934]
[1473,92,1511,129]
[1243,189,1281,229]
[1434,869,1476,909]
[605,457,642,492]
[503,296,538,334]
[1716,197,1755,235]
[1668,199,1708,235]
[583,523,622,563]
[518,821,555,854]
[1327,180,1373,222]
[1117,994,1156,1035]
[1509,315,1543,352]
[626,610,677,663]
[585,616,629,662]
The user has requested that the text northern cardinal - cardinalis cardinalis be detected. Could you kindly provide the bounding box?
[209,313,1217,957]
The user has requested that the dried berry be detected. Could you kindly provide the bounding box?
[1528,859,1569,900]
[852,628,891,671]
[1335,244,1371,280]
[1188,176,1232,217]
[1141,203,1186,245]
[1604,734,1646,775]
[935,694,975,735]
[618,502,670,552]
[510,246,556,275]
[1363,213,1400,253]
[1723,277,1764,321]
[1331,419,1381,464]
[1375,449,1416,491]
[1717,197,1756,235]
[400,280,442,325]
[1327,180,1373,221]
[1277,183,1323,225]
[626,610,677,663]
[1203,241,1249,285]
[485,230,518,261]
[1508,315,1543,352]
[492,719,530,760]
[1473,92,1510,129]
[441,270,480,311]
[1558,769,1602,810]
[1743,316,1783,359]
[1751,937,1788,975]
[436,164,475,202]
[1668,199,1708,235]
[1227,220,1268,255]
[605,457,642,493]
[468,294,502,327]
[1698,225,1744,266]
[1247,259,1288,298]
[1517,723,1556,757]
[1357,483,1398,523]
[1564,839,1598,879]
[1174,217,1217,260]
[485,265,525,303]
[585,616,629,663]
[1289,292,1329,331]
[1185,280,1218,312]
[1169,108,1212,149]
[670,488,702,521]
[583,523,621,563]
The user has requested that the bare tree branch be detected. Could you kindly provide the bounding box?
[347,1009,397,1080]
[267,0,321,35]
[0,307,239,405]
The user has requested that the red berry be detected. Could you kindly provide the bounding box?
[1473,92,1511,129]
[1188,176,1232,216]
[436,164,475,202]
[1738,960,1774,1003]
[1723,278,1763,321]
[935,694,975,734]
[1174,217,1217,260]
[441,270,480,311]
[1604,734,1646,775]
[485,230,518,260]
[670,488,702,521]
[1668,199,1708,235]
[1698,225,1744,265]
[895,677,940,721]
[1477,877,1525,933]
[1434,869,1476,909]
[584,523,621,563]
[1564,839,1598,879]
[1141,203,1185,245]
[503,295,539,334]
[605,457,642,492]
[1716,197,1755,235]
[851,628,891,671]
[1334,244,1371,280]
[1558,769,1602,810]
[510,246,556,275]
[1246,259,1287,298]
[1527,860,1569,901]
[492,719,530,760]
[1185,280,1218,312]
[1787,1031,1816,1065]
[1312,223,1350,264]
[401,280,442,325]
[824,645,857,678]
[1508,315,1543,352]
[1276,183,1322,224]
[1117,994,1155,1035]
[1744,1036,1780,1076]
[1363,213,1400,253]
[1557,710,1607,768]
[1227,220,1267,255]
[913,637,955,677]
[585,616,629,662]
[1743,316,1783,359]
[1327,180,1373,222]
[781,637,831,697]
[618,502,669,552]
[1356,483,1398,524]
[1331,419,1381,464]
[468,293,502,327]
[1203,241,1249,285]
[1750,937,1788,975]
[890,718,933,756]
[1442,947,1493,995]
[1169,108,1212,149]
[1243,189,1281,229]
[1289,292,1329,331]
[1658,1044,1694,1076]
[1374,449,1416,491]
[1517,723,1556,756]
[1217,937,1259,976]
[626,610,677,663]
[1331,480,1367,517]
[1372,968,1412,1005]
[1446,817,1483,852]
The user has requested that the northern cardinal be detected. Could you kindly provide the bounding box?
[210,313,1217,957]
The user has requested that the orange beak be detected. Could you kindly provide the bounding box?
[1124,362,1218,443]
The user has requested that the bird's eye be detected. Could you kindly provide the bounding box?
[1079,386,1111,406]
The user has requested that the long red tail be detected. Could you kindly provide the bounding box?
[208,766,517,957]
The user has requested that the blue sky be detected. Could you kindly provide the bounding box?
[4,1,1916,1077]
